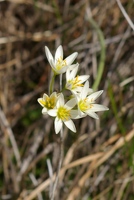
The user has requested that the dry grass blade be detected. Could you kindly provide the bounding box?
[26,143,56,174]
[67,128,134,200]
[8,0,54,12]
[21,129,134,200]
[116,0,134,31]
[0,108,21,167]
[0,31,58,44]
[1,0,133,199]
[0,59,17,70]
[17,130,45,182]
[93,173,134,200]
[18,152,104,200]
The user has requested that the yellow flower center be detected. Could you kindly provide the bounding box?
[56,57,67,70]
[68,76,83,89]
[79,98,93,111]
[39,96,56,109]
[57,107,71,121]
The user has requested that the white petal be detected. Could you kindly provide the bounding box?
[42,107,47,114]
[65,52,78,65]
[49,59,56,71]
[75,93,80,102]
[55,45,63,62]
[37,98,44,107]
[87,88,94,95]
[55,117,63,134]
[66,69,70,82]
[50,92,57,99]
[70,64,79,79]
[87,90,103,102]
[81,81,89,99]
[48,109,57,116]
[70,110,85,119]
[74,86,90,94]
[65,84,70,90]
[64,120,76,132]
[87,104,109,112]
[43,93,48,101]
[78,107,84,117]
[85,111,99,119]
[70,89,78,94]
[57,93,65,107]
[65,98,77,109]
[68,63,79,71]
[67,66,79,80]
[72,87,83,93]
[70,110,79,118]
[56,65,68,74]
[79,75,89,83]
[45,46,54,64]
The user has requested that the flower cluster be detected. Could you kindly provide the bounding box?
[38,45,109,134]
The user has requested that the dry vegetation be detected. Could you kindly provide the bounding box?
[0,0,134,200]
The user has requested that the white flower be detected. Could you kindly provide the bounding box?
[45,45,78,74]
[48,93,79,134]
[76,81,109,119]
[66,64,90,93]
[37,92,58,114]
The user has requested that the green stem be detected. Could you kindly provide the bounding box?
[49,73,56,95]
[51,75,64,199]
[87,17,106,91]
[108,81,126,134]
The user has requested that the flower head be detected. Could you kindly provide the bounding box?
[38,45,109,134]
[45,45,78,74]
[37,92,58,114]
[76,81,109,119]
[66,64,89,93]
[48,93,79,134]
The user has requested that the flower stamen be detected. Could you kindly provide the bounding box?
[39,96,56,109]
[57,107,71,121]
[79,98,94,111]
[56,57,67,70]
[68,76,83,89]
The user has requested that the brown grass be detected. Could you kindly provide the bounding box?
[0,0,134,199]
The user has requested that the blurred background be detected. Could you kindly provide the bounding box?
[0,0,134,199]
